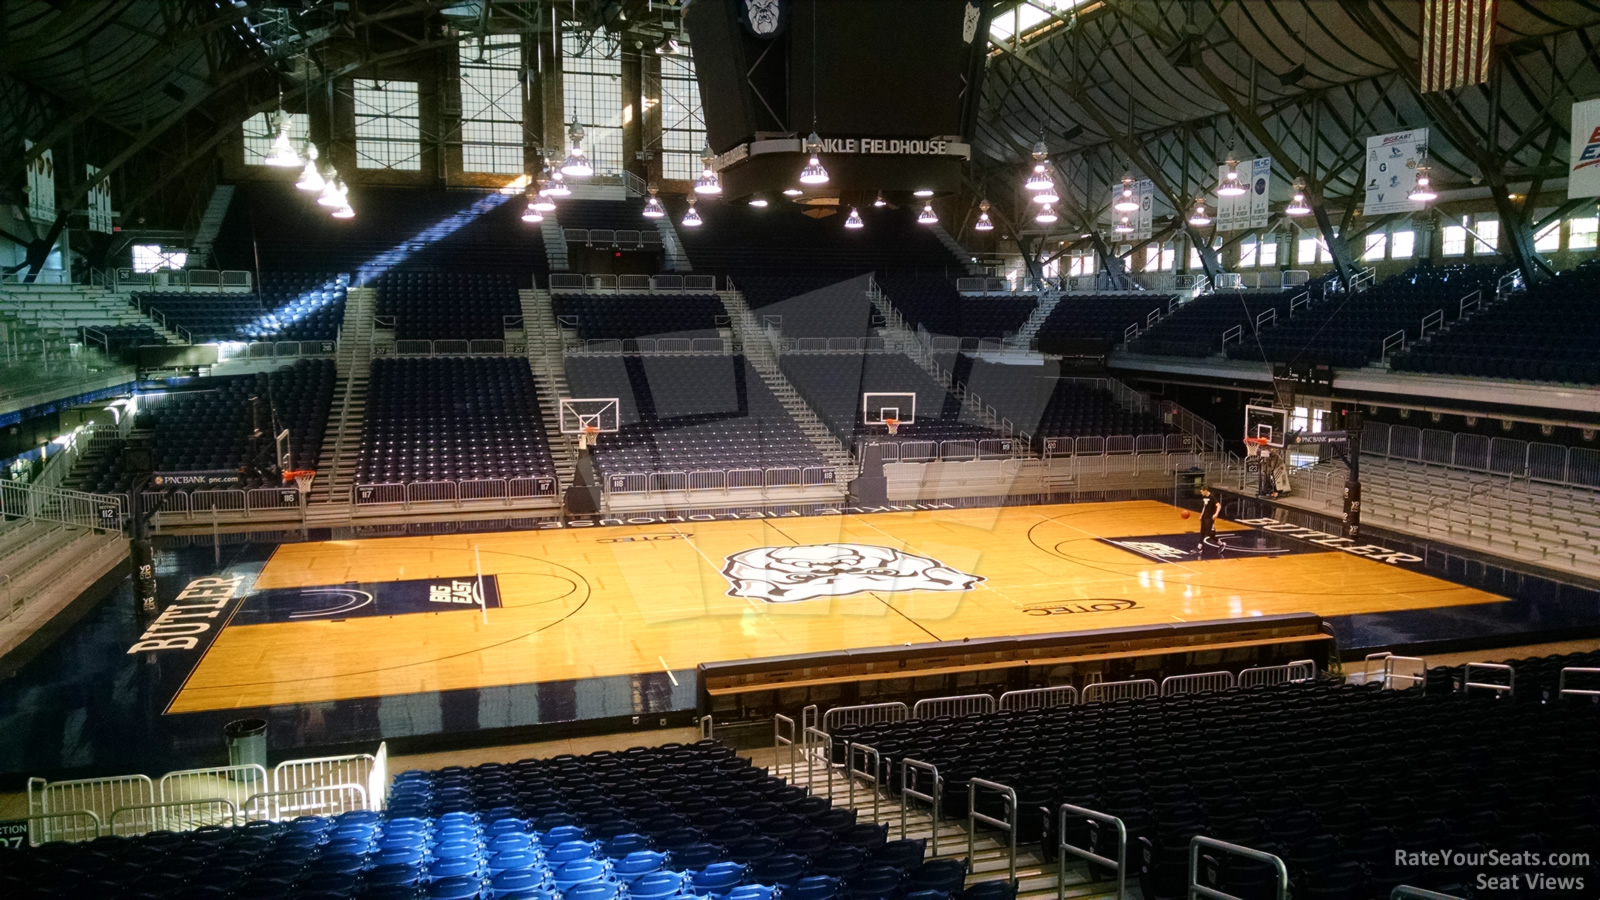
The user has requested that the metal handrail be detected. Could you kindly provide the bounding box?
[773,714,798,777]
[803,725,832,800]
[899,759,942,855]
[1462,661,1515,697]
[843,743,882,823]
[968,778,1017,882]
[1188,836,1289,900]
[1558,667,1600,699]
[1057,803,1127,900]
[109,798,239,835]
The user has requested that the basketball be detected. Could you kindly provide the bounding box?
[1182,511,1191,519]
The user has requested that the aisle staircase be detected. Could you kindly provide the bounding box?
[765,741,1122,900]
[656,218,693,273]
[306,287,375,519]
[927,223,983,276]
[540,220,570,272]
[189,185,235,267]
[521,288,578,489]
[717,289,855,478]
[1009,289,1064,349]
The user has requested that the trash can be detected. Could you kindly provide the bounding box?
[224,717,268,777]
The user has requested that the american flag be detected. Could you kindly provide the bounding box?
[1420,0,1496,93]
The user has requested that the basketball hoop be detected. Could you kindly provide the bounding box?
[1243,437,1270,457]
[282,469,316,494]
[884,418,900,436]
[579,425,600,450]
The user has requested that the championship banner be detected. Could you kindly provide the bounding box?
[24,140,55,222]
[1110,179,1155,240]
[1569,98,1600,200]
[1364,128,1429,215]
[1217,157,1270,232]
[86,166,112,233]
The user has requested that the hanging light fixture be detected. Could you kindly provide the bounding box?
[844,207,864,229]
[913,189,934,198]
[1285,180,1311,216]
[1113,213,1134,234]
[331,203,355,219]
[642,186,666,218]
[1035,203,1058,225]
[521,197,543,223]
[1114,176,1139,212]
[748,197,769,207]
[316,175,347,208]
[798,131,829,185]
[1408,165,1437,202]
[561,116,593,177]
[1217,157,1246,196]
[681,196,703,227]
[1025,138,1052,191]
[975,200,994,232]
[1188,199,1212,227]
[295,144,325,192]
[872,191,887,208]
[530,177,557,212]
[693,145,722,195]
[264,111,301,167]
[917,202,938,224]
[544,170,572,198]
[1032,178,1059,205]
[782,187,804,197]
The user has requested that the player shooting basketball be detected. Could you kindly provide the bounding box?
[1197,485,1222,554]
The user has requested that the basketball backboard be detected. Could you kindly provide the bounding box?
[863,392,917,426]
[559,398,621,434]
[1244,404,1289,448]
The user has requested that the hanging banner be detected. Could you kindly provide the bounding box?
[1364,128,1429,215]
[85,166,112,233]
[1569,98,1600,200]
[1109,179,1155,240]
[24,140,56,223]
[1217,157,1271,232]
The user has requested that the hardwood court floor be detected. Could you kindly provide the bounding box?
[169,501,1505,712]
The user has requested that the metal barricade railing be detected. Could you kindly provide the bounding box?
[1081,678,1157,704]
[1358,653,1427,690]
[998,685,1078,711]
[109,798,238,836]
[243,784,369,821]
[968,778,1018,882]
[821,701,910,733]
[1558,667,1600,699]
[273,753,377,798]
[16,811,101,847]
[1189,836,1289,900]
[1057,803,1127,900]
[1160,671,1236,696]
[911,694,997,719]
[1462,662,1514,698]
[899,759,943,854]
[354,484,406,505]
[157,764,268,810]
[843,743,882,823]
[1237,660,1316,688]
[28,774,155,844]
[803,725,833,800]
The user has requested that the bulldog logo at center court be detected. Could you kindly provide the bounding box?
[721,543,984,603]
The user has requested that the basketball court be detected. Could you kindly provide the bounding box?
[166,499,1506,714]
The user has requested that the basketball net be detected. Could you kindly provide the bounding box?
[579,425,599,450]
[885,418,900,436]
[283,469,316,494]
[1243,437,1269,458]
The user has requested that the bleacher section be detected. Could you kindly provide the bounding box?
[74,360,335,494]
[677,202,959,275]
[373,272,520,340]
[356,358,556,484]
[552,294,726,341]
[1033,294,1170,352]
[1127,290,1300,358]
[734,274,879,339]
[1392,261,1600,383]
[779,353,992,444]
[877,275,1036,339]
[211,184,550,281]
[131,273,347,342]
[837,681,1600,900]
[563,356,825,476]
[956,359,1170,440]
[1231,264,1503,368]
